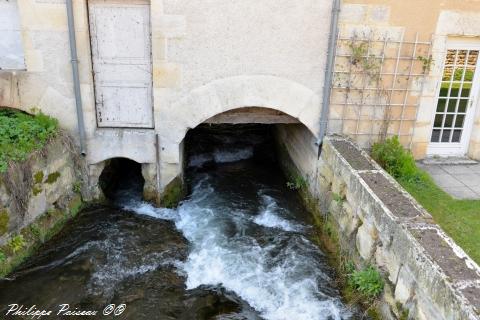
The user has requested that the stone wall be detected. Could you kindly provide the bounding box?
[0,134,83,276]
[277,134,480,320]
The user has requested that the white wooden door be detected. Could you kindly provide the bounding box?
[428,41,480,156]
[89,0,153,128]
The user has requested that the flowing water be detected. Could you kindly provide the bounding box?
[0,125,358,320]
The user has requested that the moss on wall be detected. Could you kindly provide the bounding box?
[0,210,9,236]
[0,194,83,278]
[45,172,60,184]
[159,176,184,208]
[33,171,44,184]
[32,185,43,196]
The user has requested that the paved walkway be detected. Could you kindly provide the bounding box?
[418,162,480,199]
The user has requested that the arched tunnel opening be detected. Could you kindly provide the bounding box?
[184,124,278,170]
[182,121,318,193]
[99,158,145,200]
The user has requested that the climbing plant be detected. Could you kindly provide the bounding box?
[332,33,432,146]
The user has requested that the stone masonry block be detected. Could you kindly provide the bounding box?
[153,61,181,88]
[356,221,378,260]
[151,14,186,39]
[395,266,416,304]
[339,4,367,23]
[375,245,401,283]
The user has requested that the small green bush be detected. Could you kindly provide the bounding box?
[286,175,308,190]
[72,181,82,194]
[8,235,26,254]
[348,266,384,298]
[0,109,58,172]
[371,136,418,182]
[0,250,6,263]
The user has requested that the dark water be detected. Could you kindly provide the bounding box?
[0,126,357,320]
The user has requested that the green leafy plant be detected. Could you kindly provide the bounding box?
[0,109,58,172]
[29,224,42,240]
[332,192,345,204]
[0,250,6,263]
[8,235,26,254]
[371,136,419,182]
[286,175,308,190]
[72,181,82,194]
[417,55,433,73]
[348,266,384,298]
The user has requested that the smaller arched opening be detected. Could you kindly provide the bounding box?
[98,158,145,200]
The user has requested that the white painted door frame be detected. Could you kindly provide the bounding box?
[88,0,154,128]
[427,40,480,157]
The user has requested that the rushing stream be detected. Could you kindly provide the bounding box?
[0,125,357,320]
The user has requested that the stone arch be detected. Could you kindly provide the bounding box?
[157,75,321,190]
[158,75,321,144]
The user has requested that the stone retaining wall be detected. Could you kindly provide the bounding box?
[278,134,480,320]
[0,134,83,276]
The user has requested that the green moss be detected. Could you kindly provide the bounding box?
[32,185,43,196]
[68,194,83,217]
[33,171,44,184]
[0,210,9,236]
[160,177,184,208]
[0,195,83,278]
[45,171,60,184]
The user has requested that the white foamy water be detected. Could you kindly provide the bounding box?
[188,147,254,168]
[253,194,303,232]
[127,178,351,320]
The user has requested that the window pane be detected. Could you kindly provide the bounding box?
[460,84,471,97]
[450,85,460,98]
[442,130,451,142]
[457,50,468,65]
[444,114,454,127]
[458,99,468,113]
[446,50,457,65]
[436,99,446,112]
[464,68,475,81]
[434,114,444,127]
[467,50,478,66]
[452,130,462,142]
[453,68,465,81]
[448,99,457,112]
[442,67,454,81]
[455,114,465,128]
[431,129,441,142]
[439,83,450,97]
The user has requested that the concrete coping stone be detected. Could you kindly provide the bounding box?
[359,171,422,219]
[409,226,480,283]
[330,139,375,170]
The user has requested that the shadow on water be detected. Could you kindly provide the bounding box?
[0,124,362,320]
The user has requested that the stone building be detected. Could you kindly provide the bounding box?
[1,0,480,199]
